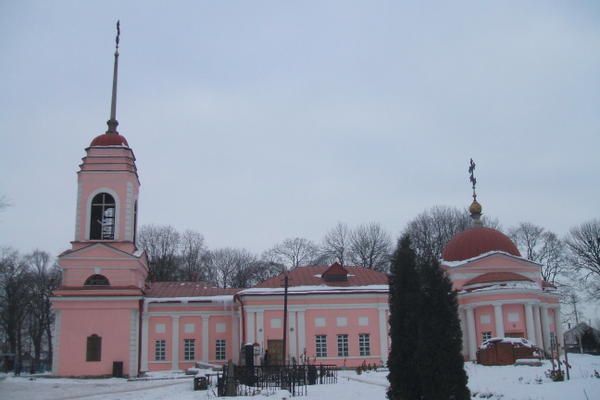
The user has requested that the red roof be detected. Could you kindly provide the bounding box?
[90,133,129,147]
[145,282,239,298]
[321,262,348,280]
[254,265,388,288]
[464,272,532,286]
[442,226,521,262]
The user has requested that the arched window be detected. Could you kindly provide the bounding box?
[86,334,102,361]
[90,193,116,240]
[84,274,110,286]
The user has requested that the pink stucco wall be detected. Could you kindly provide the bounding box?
[54,300,138,377]
[304,308,382,367]
[474,305,494,342]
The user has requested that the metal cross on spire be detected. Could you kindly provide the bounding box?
[468,158,477,201]
[106,20,120,134]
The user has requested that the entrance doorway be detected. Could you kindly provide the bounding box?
[267,339,284,366]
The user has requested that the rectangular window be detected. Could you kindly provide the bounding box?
[359,334,371,356]
[482,331,492,341]
[315,335,327,358]
[337,334,349,357]
[216,339,226,361]
[184,339,195,361]
[86,334,102,362]
[155,339,166,361]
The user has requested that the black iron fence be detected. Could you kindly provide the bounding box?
[217,364,338,397]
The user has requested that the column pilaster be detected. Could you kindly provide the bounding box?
[378,306,389,364]
[141,315,149,371]
[533,305,543,347]
[171,315,180,370]
[493,303,504,338]
[297,310,306,361]
[202,315,209,362]
[525,303,536,344]
[540,305,551,353]
[465,306,477,361]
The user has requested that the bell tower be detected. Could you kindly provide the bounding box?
[52,22,148,378]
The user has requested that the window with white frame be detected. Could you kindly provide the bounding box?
[155,339,166,361]
[482,331,492,341]
[359,334,371,356]
[216,339,226,360]
[315,335,327,358]
[337,334,348,357]
[184,339,195,361]
[90,192,116,240]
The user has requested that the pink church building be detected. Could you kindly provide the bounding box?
[50,31,560,377]
[442,199,561,361]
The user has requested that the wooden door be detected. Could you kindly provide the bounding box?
[267,340,284,366]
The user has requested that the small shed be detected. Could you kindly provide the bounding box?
[476,337,541,366]
[564,323,600,354]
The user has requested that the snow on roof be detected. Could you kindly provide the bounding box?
[145,295,234,305]
[442,250,540,268]
[238,284,388,296]
[480,337,535,349]
[460,281,540,294]
[145,281,239,298]
[254,265,388,288]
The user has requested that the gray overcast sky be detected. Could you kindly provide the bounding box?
[1,1,599,258]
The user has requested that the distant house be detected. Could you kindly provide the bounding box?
[564,323,600,354]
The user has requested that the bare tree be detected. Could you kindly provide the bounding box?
[264,237,319,269]
[404,206,472,262]
[179,230,208,282]
[349,222,392,271]
[207,248,258,288]
[565,219,600,299]
[0,248,31,374]
[557,284,585,326]
[320,222,350,265]
[23,250,59,373]
[508,222,566,283]
[137,225,181,282]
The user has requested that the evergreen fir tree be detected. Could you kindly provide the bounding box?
[387,235,422,400]
[416,257,470,400]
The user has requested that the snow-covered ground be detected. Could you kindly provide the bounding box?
[1,354,599,400]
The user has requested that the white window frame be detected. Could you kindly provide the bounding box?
[359,333,370,356]
[337,334,349,357]
[482,331,492,341]
[155,339,166,361]
[315,335,327,358]
[184,338,195,361]
[216,339,226,361]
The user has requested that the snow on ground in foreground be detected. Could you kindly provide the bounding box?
[1,354,599,400]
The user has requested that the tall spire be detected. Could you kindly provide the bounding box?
[106,20,120,134]
[468,158,482,225]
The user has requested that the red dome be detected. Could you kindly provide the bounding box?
[442,226,520,262]
[90,133,129,147]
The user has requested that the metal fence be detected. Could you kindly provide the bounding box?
[217,364,338,397]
